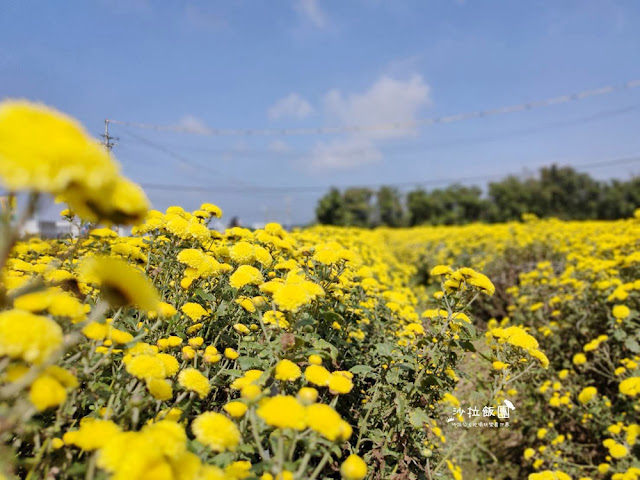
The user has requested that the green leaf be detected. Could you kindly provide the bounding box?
[460,321,476,337]
[613,329,627,341]
[237,443,255,455]
[322,311,344,324]
[195,288,215,302]
[625,337,640,353]
[313,339,339,361]
[395,394,406,418]
[408,408,430,429]
[216,302,228,316]
[295,317,316,328]
[459,340,476,352]
[349,365,375,376]
[374,342,394,357]
[386,369,402,385]
[237,356,264,369]
[210,451,235,467]
[397,362,415,372]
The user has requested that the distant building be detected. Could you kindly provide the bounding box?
[20,218,81,238]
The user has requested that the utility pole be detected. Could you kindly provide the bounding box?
[101,119,117,151]
[100,119,118,235]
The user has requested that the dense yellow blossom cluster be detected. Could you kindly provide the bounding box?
[0,100,638,480]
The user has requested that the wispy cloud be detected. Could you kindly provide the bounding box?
[308,74,431,170]
[323,74,431,139]
[268,93,315,120]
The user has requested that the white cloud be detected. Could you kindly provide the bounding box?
[294,0,327,28]
[323,74,431,139]
[177,115,209,134]
[268,93,314,120]
[308,74,431,170]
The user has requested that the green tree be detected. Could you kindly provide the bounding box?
[317,168,639,227]
[407,188,433,226]
[487,176,537,222]
[535,165,601,219]
[376,186,405,227]
[342,188,374,227]
[407,184,486,225]
[315,187,346,225]
[598,177,640,219]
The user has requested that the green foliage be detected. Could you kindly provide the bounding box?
[315,165,639,227]
[342,188,374,227]
[375,187,404,227]
[315,187,346,225]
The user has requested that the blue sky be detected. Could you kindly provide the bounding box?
[1,0,640,225]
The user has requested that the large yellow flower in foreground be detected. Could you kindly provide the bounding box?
[97,422,194,480]
[63,418,122,451]
[14,287,86,322]
[60,177,150,225]
[79,256,160,311]
[29,374,67,411]
[0,100,149,225]
[0,309,63,364]
[0,100,117,194]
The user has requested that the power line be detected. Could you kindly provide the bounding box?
[107,79,640,137]
[118,104,640,159]
[119,129,254,188]
[138,154,640,195]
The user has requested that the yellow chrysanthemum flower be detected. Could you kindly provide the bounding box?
[178,368,211,399]
[79,256,160,311]
[223,401,248,418]
[63,418,122,451]
[29,374,67,411]
[181,302,208,322]
[229,265,264,289]
[340,454,367,480]
[305,364,331,387]
[306,403,352,441]
[0,309,63,364]
[274,359,301,382]
[578,386,597,404]
[256,395,306,430]
[619,377,640,397]
[192,412,241,452]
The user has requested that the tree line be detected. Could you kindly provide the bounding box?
[315,165,640,227]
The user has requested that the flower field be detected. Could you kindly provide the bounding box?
[0,101,639,480]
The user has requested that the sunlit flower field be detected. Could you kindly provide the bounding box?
[0,101,638,480]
